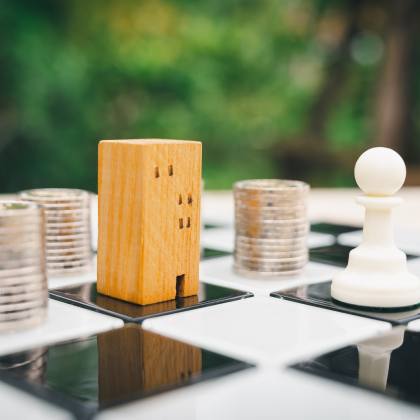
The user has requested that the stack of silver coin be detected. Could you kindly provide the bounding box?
[0,201,48,331]
[19,189,92,276]
[233,179,310,276]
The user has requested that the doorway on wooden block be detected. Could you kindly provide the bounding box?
[176,274,186,297]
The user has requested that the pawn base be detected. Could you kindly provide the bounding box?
[331,269,420,309]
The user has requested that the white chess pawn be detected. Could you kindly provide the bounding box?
[331,147,420,308]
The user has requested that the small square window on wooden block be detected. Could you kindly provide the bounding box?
[97,139,202,305]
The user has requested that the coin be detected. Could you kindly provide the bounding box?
[234,178,308,189]
[233,265,305,277]
[20,188,89,202]
[234,259,307,271]
[236,205,305,214]
[235,246,307,256]
[0,201,42,216]
[44,216,89,225]
[44,219,87,227]
[234,210,307,219]
[0,225,44,236]
[234,236,308,245]
[0,291,47,304]
[45,233,91,242]
[234,252,308,263]
[46,256,92,268]
[46,226,90,235]
[47,263,93,275]
[235,220,308,229]
[0,252,43,265]
[0,216,44,229]
[0,308,47,322]
[0,274,46,287]
[0,233,43,246]
[235,234,308,244]
[234,229,308,239]
[45,240,92,251]
[44,208,90,216]
[234,246,307,259]
[0,266,44,280]
[0,313,47,332]
[0,257,44,270]
[0,298,47,313]
[45,245,90,255]
[0,283,47,296]
[46,251,92,262]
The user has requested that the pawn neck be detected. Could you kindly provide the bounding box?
[356,195,402,247]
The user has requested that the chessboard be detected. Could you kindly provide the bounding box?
[2,192,420,420]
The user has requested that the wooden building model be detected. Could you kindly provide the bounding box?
[97,139,201,305]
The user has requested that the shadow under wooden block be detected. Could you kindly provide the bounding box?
[0,325,251,419]
[49,282,252,323]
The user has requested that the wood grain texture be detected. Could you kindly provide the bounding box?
[97,139,202,305]
[98,325,202,405]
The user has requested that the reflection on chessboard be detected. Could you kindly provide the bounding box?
[272,282,420,325]
[0,348,47,385]
[293,327,420,408]
[98,324,202,407]
[0,324,250,417]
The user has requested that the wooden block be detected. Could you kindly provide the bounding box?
[97,139,202,305]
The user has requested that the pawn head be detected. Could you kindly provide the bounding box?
[355,147,406,196]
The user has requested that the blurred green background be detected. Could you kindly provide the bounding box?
[0,0,419,192]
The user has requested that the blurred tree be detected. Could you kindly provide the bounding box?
[374,0,416,155]
[0,0,419,191]
[271,0,420,183]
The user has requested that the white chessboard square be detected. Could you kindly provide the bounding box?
[200,256,339,296]
[201,228,335,253]
[97,368,420,420]
[143,297,390,367]
[48,255,97,290]
[0,380,73,420]
[0,299,123,356]
[338,227,420,256]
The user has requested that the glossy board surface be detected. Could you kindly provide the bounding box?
[272,282,420,325]
[292,328,420,408]
[50,282,252,323]
[0,324,251,419]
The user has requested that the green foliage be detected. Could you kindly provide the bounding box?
[0,0,393,191]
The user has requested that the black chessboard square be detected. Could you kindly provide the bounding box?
[50,282,252,323]
[291,328,420,408]
[309,243,418,267]
[202,248,231,260]
[310,222,361,236]
[0,324,252,419]
[309,244,354,267]
[271,281,420,325]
